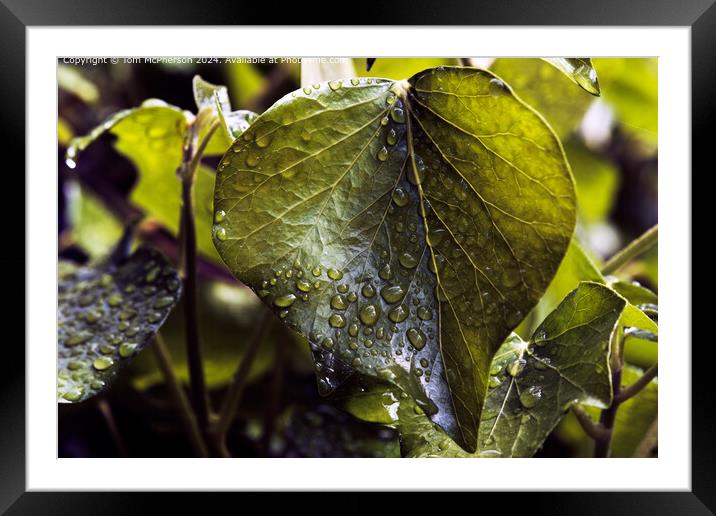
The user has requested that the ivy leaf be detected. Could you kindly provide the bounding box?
[490,59,595,138]
[58,247,182,403]
[66,99,226,262]
[542,58,601,96]
[345,281,625,457]
[213,67,576,452]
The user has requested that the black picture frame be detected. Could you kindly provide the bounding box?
[2,0,707,513]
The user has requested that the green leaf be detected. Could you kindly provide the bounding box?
[345,282,625,458]
[58,64,99,104]
[66,99,227,263]
[67,182,124,259]
[212,68,576,452]
[490,59,595,138]
[475,282,624,457]
[58,247,181,403]
[542,58,601,96]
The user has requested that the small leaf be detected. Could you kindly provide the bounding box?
[543,58,601,96]
[213,67,576,452]
[58,247,182,403]
[193,75,230,113]
[216,106,259,141]
[476,281,624,457]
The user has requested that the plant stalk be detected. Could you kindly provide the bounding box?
[594,367,621,458]
[602,224,658,275]
[152,333,208,458]
[211,311,272,457]
[614,363,658,404]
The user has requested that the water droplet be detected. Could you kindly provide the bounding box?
[255,134,272,148]
[279,309,289,319]
[348,323,359,337]
[215,227,228,241]
[330,294,348,311]
[347,292,357,302]
[386,93,396,105]
[489,77,509,96]
[154,296,174,309]
[146,312,163,323]
[390,106,406,124]
[303,87,312,95]
[417,306,433,321]
[93,357,114,371]
[362,284,376,298]
[399,252,418,269]
[119,342,137,358]
[327,268,343,280]
[337,284,349,294]
[380,285,405,304]
[328,80,342,91]
[312,266,322,277]
[407,328,426,350]
[274,294,297,308]
[62,386,84,401]
[351,78,360,86]
[379,264,393,281]
[388,304,409,323]
[246,151,260,167]
[377,147,389,162]
[296,279,312,292]
[359,304,380,326]
[508,358,527,377]
[386,128,397,146]
[380,116,389,126]
[107,293,123,307]
[392,187,409,207]
[328,314,346,328]
[519,386,542,408]
[214,210,226,223]
[65,332,92,347]
[322,337,335,349]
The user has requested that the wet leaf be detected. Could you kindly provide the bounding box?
[347,282,624,457]
[58,247,182,403]
[490,59,595,138]
[542,58,601,96]
[213,67,576,452]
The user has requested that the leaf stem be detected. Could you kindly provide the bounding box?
[572,406,610,441]
[178,119,219,430]
[151,333,208,458]
[614,363,658,405]
[601,224,658,275]
[594,366,621,458]
[97,398,128,457]
[211,311,272,456]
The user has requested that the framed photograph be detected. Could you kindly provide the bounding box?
[3,0,707,512]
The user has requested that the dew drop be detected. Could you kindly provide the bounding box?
[362,284,376,298]
[407,328,427,350]
[303,87,312,95]
[417,306,433,321]
[377,147,389,162]
[327,268,343,280]
[380,116,389,126]
[380,285,405,304]
[246,151,260,167]
[519,386,542,408]
[388,304,409,323]
[359,304,380,326]
[214,210,226,223]
[337,284,349,294]
[274,294,297,308]
[399,252,418,269]
[296,279,312,292]
[62,386,84,401]
[215,227,228,241]
[93,357,114,371]
[154,296,174,309]
[379,264,393,281]
[390,106,406,124]
[386,128,397,146]
[489,77,509,96]
[311,266,322,277]
[508,358,527,377]
[330,294,348,311]
[348,323,359,337]
[119,342,137,358]
[392,187,409,207]
[328,80,342,91]
[351,78,360,86]
[322,337,335,350]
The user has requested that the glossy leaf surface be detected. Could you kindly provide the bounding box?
[213,67,576,452]
[58,248,181,403]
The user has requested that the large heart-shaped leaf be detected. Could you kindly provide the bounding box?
[58,247,182,403]
[212,67,576,452]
